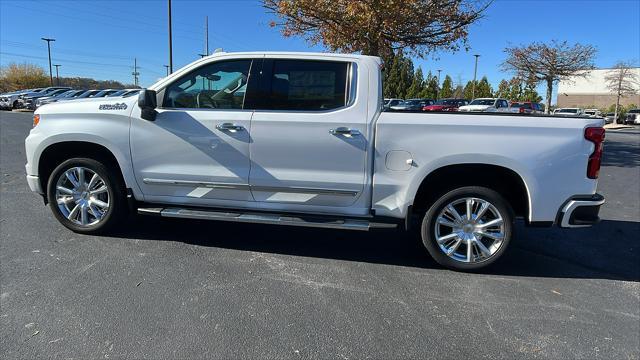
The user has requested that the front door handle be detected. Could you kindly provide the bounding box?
[329,127,361,136]
[216,123,244,132]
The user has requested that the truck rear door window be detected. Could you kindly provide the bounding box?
[267,60,348,111]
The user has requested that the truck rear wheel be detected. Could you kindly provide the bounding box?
[420,186,513,271]
[46,158,125,234]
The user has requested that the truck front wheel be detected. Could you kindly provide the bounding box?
[420,186,514,271]
[46,158,126,234]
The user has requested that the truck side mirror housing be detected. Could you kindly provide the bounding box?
[138,89,157,121]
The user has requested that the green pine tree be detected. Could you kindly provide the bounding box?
[496,79,510,99]
[463,80,475,99]
[406,67,424,99]
[476,76,493,98]
[440,75,454,98]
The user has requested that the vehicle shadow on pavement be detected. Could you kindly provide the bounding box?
[107,216,639,282]
[602,139,640,167]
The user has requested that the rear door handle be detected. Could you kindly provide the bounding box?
[216,123,244,132]
[329,127,361,136]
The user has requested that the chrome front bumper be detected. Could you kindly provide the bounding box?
[558,194,605,228]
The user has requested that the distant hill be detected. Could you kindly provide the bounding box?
[58,77,138,90]
[0,62,138,93]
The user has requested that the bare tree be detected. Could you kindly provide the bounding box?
[502,40,597,113]
[605,61,639,123]
[263,0,492,59]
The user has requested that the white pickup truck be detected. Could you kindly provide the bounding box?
[25,51,605,271]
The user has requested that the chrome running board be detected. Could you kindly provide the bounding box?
[137,207,397,231]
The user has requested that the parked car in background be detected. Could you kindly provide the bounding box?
[625,109,640,125]
[422,98,469,112]
[93,89,120,98]
[0,94,12,110]
[24,88,71,110]
[61,89,101,101]
[1,88,44,109]
[107,89,140,97]
[554,108,584,116]
[389,98,434,111]
[458,98,511,112]
[584,109,602,118]
[37,89,87,107]
[603,113,617,124]
[508,101,545,114]
[383,98,403,109]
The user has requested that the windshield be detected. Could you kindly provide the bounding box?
[628,109,640,114]
[469,99,495,106]
[510,102,531,109]
[108,90,126,97]
[402,100,422,105]
[557,109,578,113]
[434,99,457,106]
[55,90,75,97]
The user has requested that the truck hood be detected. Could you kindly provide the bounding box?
[36,95,139,116]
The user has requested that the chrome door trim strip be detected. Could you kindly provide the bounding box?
[251,186,358,197]
[142,178,250,190]
[142,178,358,196]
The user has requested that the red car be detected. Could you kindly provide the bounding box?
[422,98,469,111]
[509,101,545,114]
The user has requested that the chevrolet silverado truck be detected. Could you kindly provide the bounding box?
[25,52,605,271]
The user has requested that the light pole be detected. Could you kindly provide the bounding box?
[53,64,61,85]
[436,69,442,100]
[471,54,480,99]
[164,65,169,77]
[41,37,55,86]
[168,0,173,74]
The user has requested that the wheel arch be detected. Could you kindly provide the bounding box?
[411,163,532,221]
[37,140,132,198]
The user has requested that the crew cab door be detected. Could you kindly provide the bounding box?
[130,59,257,205]
[249,58,368,210]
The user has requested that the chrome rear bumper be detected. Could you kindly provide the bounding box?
[558,194,605,228]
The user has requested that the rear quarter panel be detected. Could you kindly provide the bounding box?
[374,113,604,222]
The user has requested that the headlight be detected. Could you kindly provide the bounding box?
[33,114,40,128]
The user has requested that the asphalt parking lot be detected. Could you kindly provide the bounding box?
[1,111,638,359]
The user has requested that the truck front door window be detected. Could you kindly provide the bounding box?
[163,60,252,109]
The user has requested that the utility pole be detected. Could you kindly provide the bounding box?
[132,58,140,87]
[205,15,209,56]
[436,69,442,100]
[168,0,173,74]
[41,37,55,86]
[471,54,480,100]
[164,65,169,77]
[53,64,61,85]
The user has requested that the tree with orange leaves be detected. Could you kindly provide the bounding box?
[263,0,491,59]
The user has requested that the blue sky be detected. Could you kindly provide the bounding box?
[1,0,639,101]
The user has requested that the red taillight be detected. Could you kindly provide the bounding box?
[584,127,605,179]
[519,107,525,114]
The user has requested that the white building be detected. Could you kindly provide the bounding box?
[556,67,640,108]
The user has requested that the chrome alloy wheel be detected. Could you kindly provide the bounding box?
[434,197,505,263]
[55,167,110,227]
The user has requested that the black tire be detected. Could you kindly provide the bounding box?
[12,100,19,110]
[420,186,514,271]
[46,157,126,234]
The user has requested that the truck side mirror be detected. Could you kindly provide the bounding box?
[138,89,157,121]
